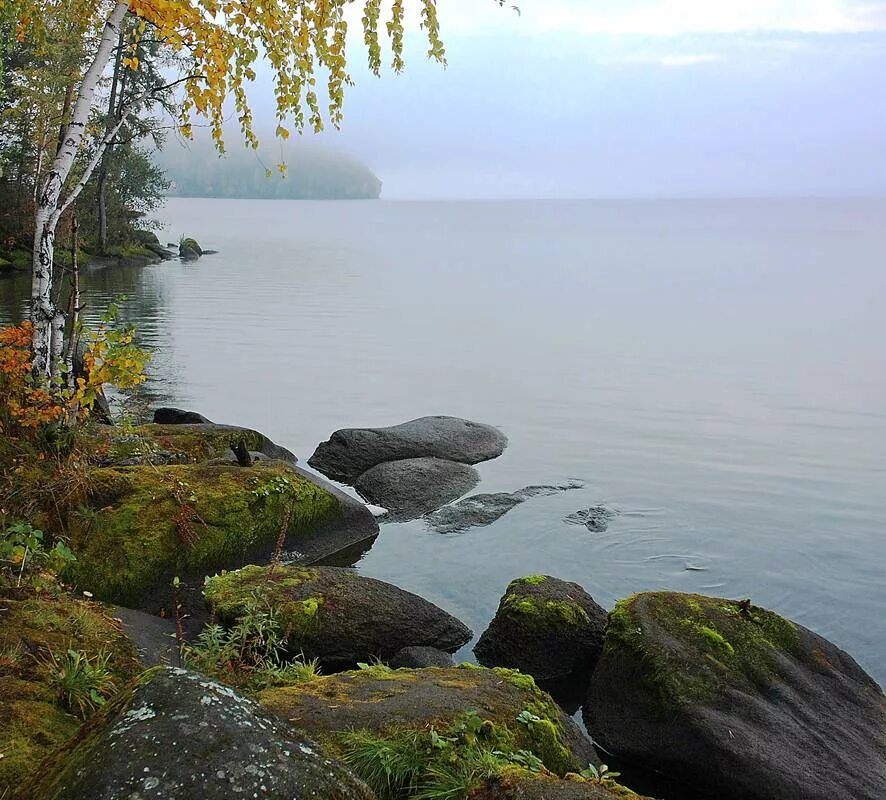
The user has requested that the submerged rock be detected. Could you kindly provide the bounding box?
[388,646,454,669]
[585,592,886,800]
[17,667,373,800]
[309,415,507,483]
[475,576,607,682]
[426,482,584,533]
[563,506,616,532]
[258,664,597,776]
[204,564,472,667]
[354,456,480,520]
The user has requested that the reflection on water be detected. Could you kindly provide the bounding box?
[2,197,885,687]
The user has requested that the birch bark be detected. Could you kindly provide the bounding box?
[30,1,130,378]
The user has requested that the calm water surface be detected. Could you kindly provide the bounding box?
[3,198,885,685]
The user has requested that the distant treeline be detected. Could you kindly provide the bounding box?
[159,137,382,200]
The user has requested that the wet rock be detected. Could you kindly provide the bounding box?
[179,237,203,260]
[111,607,180,668]
[426,492,522,532]
[17,667,373,800]
[475,576,607,682]
[585,592,886,800]
[355,457,480,520]
[564,506,616,532]
[388,646,454,668]
[204,564,472,668]
[309,415,507,484]
[426,482,583,533]
[153,407,213,425]
[259,664,598,776]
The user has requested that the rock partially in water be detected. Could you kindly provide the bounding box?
[153,407,213,425]
[309,415,508,483]
[17,667,373,800]
[62,458,378,618]
[585,592,886,800]
[179,237,203,260]
[258,664,598,776]
[204,564,472,668]
[426,492,522,532]
[355,457,480,521]
[564,506,617,532]
[388,645,454,668]
[426,482,584,533]
[475,575,607,683]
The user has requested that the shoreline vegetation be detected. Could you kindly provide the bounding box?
[1,376,884,799]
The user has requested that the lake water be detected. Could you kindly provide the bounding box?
[2,197,885,687]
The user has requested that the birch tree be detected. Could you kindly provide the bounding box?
[9,0,459,383]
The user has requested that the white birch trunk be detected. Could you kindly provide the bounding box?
[30,1,130,378]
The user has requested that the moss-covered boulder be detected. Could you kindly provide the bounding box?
[475,576,607,683]
[0,589,142,795]
[258,665,598,779]
[469,768,651,800]
[585,592,886,800]
[205,564,472,667]
[93,422,297,466]
[63,462,340,610]
[179,237,203,259]
[16,667,374,800]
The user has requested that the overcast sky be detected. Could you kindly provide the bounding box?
[255,0,886,198]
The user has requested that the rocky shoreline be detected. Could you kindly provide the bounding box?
[1,410,884,800]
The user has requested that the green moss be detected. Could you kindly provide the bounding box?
[259,665,579,778]
[63,463,339,605]
[605,592,803,714]
[0,590,141,794]
[511,575,547,586]
[98,423,269,465]
[502,594,591,629]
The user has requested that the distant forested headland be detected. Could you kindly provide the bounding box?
[159,137,382,200]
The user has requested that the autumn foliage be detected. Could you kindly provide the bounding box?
[0,315,150,438]
[0,322,67,433]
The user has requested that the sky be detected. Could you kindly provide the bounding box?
[255,0,886,198]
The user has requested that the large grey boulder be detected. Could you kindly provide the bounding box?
[17,667,374,800]
[355,457,480,520]
[204,564,472,668]
[475,575,607,682]
[585,592,886,800]
[308,415,507,484]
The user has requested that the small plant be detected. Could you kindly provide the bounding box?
[47,648,116,718]
[341,709,551,800]
[580,762,622,783]
[516,709,542,726]
[0,521,76,587]
[183,593,319,692]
